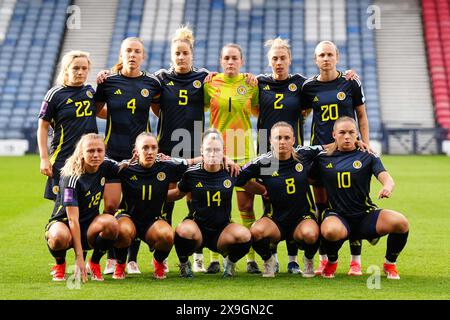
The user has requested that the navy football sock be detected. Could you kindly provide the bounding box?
[174,234,196,263]
[386,231,409,263]
[127,239,141,263]
[228,240,252,263]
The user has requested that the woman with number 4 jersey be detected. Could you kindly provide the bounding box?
[94,37,161,275]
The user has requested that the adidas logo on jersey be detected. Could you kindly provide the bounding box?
[66,98,73,104]
[196,182,203,188]
[114,89,122,95]
[313,96,319,102]
[167,81,174,86]
[271,171,279,177]
[130,175,138,181]
[326,163,333,169]
[263,85,270,90]
[85,191,91,196]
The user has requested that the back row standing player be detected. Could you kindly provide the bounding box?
[256,38,359,273]
[94,37,161,277]
[301,40,371,276]
[38,51,100,280]
[204,43,261,274]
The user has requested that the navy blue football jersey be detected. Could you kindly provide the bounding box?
[316,149,385,216]
[49,160,120,225]
[118,159,188,225]
[301,72,365,145]
[94,71,161,161]
[236,146,323,223]
[39,85,98,165]
[178,164,236,229]
[154,67,209,158]
[257,73,306,152]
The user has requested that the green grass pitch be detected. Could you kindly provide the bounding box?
[0,155,449,300]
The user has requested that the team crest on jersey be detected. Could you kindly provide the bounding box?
[193,80,202,88]
[288,83,297,92]
[352,160,362,169]
[295,163,303,172]
[100,177,106,186]
[337,92,346,101]
[237,86,247,95]
[223,179,232,188]
[52,186,59,195]
[157,172,166,181]
[86,90,94,99]
[141,89,149,97]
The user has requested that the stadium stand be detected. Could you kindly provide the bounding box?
[422,0,450,139]
[0,0,69,140]
[0,0,447,153]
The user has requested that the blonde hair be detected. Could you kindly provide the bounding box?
[270,121,299,161]
[202,128,224,147]
[265,37,292,63]
[314,40,340,59]
[134,131,158,150]
[60,133,105,177]
[326,116,358,155]
[56,50,91,86]
[112,37,146,73]
[172,25,194,51]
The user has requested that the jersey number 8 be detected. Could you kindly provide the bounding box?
[285,178,296,194]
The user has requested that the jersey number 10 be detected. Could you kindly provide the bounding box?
[337,172,351,188]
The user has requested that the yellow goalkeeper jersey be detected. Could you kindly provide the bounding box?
[204,73,259,164]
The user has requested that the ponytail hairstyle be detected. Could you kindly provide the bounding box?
[112,37,146,73]
[264,37,292,65]
[270,121,299,161]
[56,50,91,86]
[60,133,105,177]
[172,25,195,52]
[326,116,359,155]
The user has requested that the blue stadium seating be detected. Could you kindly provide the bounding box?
[0,0,70,138]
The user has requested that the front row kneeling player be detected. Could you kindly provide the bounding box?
[168,129,265,278]
[45,134,120,282]
[315,117,409,279]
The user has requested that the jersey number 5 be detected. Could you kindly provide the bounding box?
[179,90,188,106]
